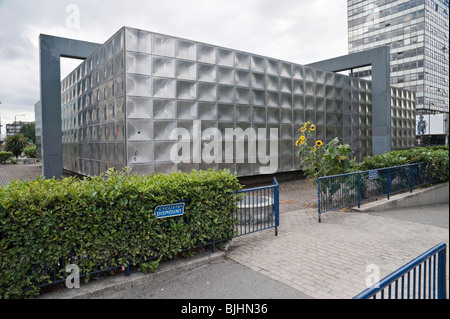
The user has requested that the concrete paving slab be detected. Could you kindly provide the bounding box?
[102,257,312,299]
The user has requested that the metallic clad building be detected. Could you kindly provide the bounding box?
[56,26,414,177]
[391,87,417,149]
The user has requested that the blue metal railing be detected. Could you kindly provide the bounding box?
[234,177,279,237]
[317,162,444,223]
[353,243,447,299]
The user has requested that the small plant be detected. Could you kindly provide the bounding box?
[0,151,13,164]
[138,256,163,274]
[23,145,36,158]
[295,122,356,182]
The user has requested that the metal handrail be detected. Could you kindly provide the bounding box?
[353,242,447,299]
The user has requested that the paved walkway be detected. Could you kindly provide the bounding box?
[0,163,43,186]
[228,206,449,299]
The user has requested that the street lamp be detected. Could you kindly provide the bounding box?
[15,114,26,123]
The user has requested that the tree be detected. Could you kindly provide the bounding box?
[19,122,36,144]
[4,134,29,159]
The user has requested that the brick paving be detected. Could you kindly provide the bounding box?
[277,178,318,213]
[228,208,449,299]
[0,164,43,186]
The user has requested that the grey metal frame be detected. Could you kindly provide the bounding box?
[39,34,101,178]
[307,46,392,155]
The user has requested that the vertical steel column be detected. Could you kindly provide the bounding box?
[410,164,414,193]
[318,178,322,223]
[307,46,392,156]
[387,168,391,200]
[437,246,447,299]
[273,177,279,236]
[357,173,361,208]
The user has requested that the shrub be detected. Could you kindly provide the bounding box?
[0,168,242,298]
[0,151,13,164]
[23,145,36,158]
[358,146,449,183]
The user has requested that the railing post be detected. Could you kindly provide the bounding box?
[410,164,414,193]
[387,168,391,200]
[318,178,321,223]
[437,246,447,299]
[357,173,361,209]
[273,177,279,236]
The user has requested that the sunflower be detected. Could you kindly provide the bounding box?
[295,140,299,147]
[300,127,306,132]
[316,140,323,147]
[300,140,305,145]
[310,125,316,131]
[313,147,317,152]
[300,135,305,141]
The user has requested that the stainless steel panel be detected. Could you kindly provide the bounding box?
[126,28,152,54]
[176,80,197,100]
[127,74,151,97]
[175,60,196,80]
[153,78,176,99]
[251,55,266,73]
[152,56,174,78]
[197,43,216,64]
[175,39,196,60]
[216,48,234,67]
[152,34,174,57]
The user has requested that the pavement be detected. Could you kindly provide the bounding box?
[1,163,448,300]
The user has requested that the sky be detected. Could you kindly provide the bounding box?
[0,0,349,137]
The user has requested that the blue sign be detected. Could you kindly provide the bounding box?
[369,170,378,180]
[154,203,185,219]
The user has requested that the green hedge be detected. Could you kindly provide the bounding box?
[358,146,449,183]
[23,146,36,158]
[0,169,242,298]
[0,151,13,164]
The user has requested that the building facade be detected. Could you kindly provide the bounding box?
[6,121,33,137]
[36,27,416,177]
[348,0,449,116]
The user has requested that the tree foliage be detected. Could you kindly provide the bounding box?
[4,134,28,158]
[19,123,35,144]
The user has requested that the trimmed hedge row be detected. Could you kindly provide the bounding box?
[357,146,449,183]
[0,169,242,298]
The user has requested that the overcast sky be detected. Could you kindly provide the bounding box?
[0,0,349,136]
